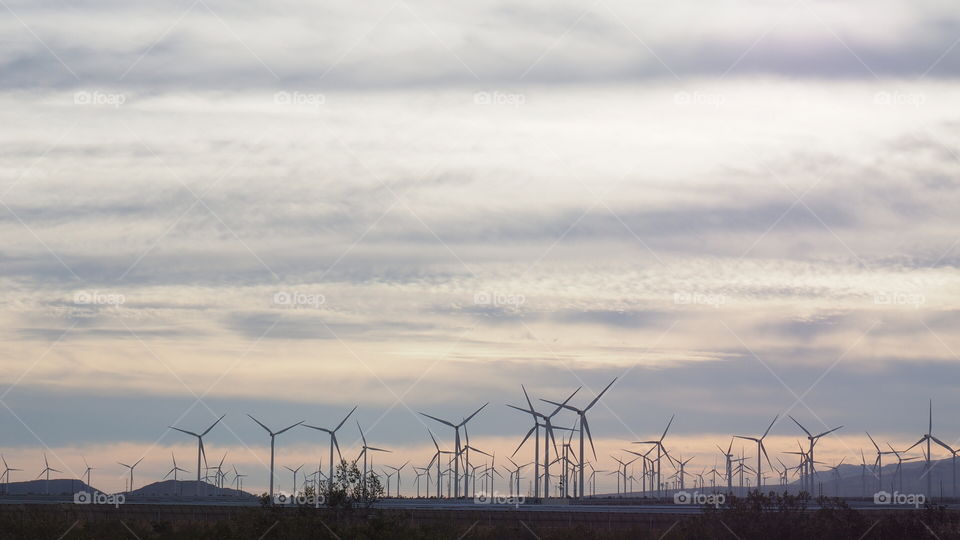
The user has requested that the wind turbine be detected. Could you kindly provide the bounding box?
[304,405,357,496]
[1,455,21,495]
[509,386,579,498]
[170,414,225,496]
[163,452,189,483]
[886,443,920,493]
[283,464,304,498]
[80,457,94,489]
[37,453,61,494]
[634,414,675,497]
[232,465,246,492]
[247,415,303,502]
[717,440,734,493]
[788,416,841,491]
[384,461,409,497]
[118,457,143,493]
[419,403,487,498]
[611,455,639,496]
[866,432,894,493]
[355,422,390,497]
[733,414,778,491]
[905,400,953,499]
[825,458,845,497]
[541,377,617,498]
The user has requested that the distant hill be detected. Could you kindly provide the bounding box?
[127,480,254,499]
[0,478,254,500]
[0,478,93,496]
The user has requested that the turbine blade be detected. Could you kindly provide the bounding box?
[661,414,675,441]
[246,414,271,434]
[814,425,843,438]
[762,414,779,439]
[461,403,488,425]
[335,406,358,432]
[201,414,226,436]
[275,421,304,435]
[866,432,881,452]
[420,412,455,428]
[582,416,597,460]
[788,415,812,437]
[585,377,617,411]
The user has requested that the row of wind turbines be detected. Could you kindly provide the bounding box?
[2,381,956,501]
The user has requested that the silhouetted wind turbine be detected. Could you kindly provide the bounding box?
[734,414,778,490]
[37,453,60,494]
[419,403,487,498]
[304,405,357,496]
[283,464,304,497]
[634,414,675,497]
[1,455,21,495]
[789,415,841,490]
[247,414,303,502]
[118,457,143,492]
[541,377,617,498]
[905,400,952,498]
[170,414,225,496]
[355,422,390,496]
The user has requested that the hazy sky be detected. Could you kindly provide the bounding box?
[2,0,960,494]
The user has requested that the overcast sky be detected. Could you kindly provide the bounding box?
[2,0,960,494]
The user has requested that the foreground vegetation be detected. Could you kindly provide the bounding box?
[1,493,959,539]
